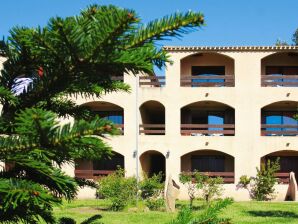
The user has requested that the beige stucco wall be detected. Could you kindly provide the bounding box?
[64,49,298,200]
[1,49,298,201]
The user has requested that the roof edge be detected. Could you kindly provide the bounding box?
[163,46,298,52]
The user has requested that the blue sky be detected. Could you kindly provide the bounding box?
[1,0,298,46]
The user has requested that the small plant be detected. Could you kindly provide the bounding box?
[169,198,233,224]
[145,198,165,211]
[139,172,164,199]
[238,158,280,201]
[97,168,137,211]
[180,171,224,205]
[238,175,251,188]
[140,172,165,211]
[201,176,224,203]
[179,172,198,207]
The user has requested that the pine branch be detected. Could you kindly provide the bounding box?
[127,11,204,48]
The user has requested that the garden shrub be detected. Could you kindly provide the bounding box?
[201,176,224,203]
[140,172,165,211]
[238,158,280,201]
[180,171,224,205]
[97,169,137,211]
[145,198,165,211]
[139,172,164,199]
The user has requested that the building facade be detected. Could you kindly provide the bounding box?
[2,46,298,200]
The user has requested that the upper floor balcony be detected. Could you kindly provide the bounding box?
[83,101,124,134]
[180,53,235,87]
[261,52,298,87]
[181,101,235,136]
[261,101,298,136]
[139,100,165,135]
[139,75,165,87]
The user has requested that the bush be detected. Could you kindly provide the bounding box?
[97,169,137,211]
[180,171,224,205]
[201,177,224,203]
[145,198,165,211]
[139,172,164,199]
[238,158,280,201]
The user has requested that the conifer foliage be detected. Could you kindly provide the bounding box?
[0,4,204,223]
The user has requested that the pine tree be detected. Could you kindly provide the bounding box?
[0,4,204,223]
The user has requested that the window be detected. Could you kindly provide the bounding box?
[93,154,124,170]
[191,155,225,172]
[262,111,298,135]
[266,66,298,86]
[96,111,123,124]
[191,66,225,86]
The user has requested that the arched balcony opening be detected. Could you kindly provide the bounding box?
[261,150,298,185]
[261,101,298,136]
[139,101,165,135]
[140,150,166,180]
[75,151,125,180]
[181,101,235,136]
[82,101,124,134]
[181,150,235,183]
[180,53,235,87]
[261,52,298,87]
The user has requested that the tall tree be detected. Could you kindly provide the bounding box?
[0,4,204,223]
[293,28,298,45]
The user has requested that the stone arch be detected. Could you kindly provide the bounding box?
[140,150,166,179]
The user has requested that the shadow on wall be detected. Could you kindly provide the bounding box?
[246,210,298,218]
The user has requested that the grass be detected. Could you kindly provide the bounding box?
[53,199,298,224]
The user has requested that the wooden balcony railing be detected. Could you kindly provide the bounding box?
[188,172,235,184]
[115,124,124,135]
[139,124,165,135]
[181,124,235,136]
[75,169,114,180]
[180,75,234,87]
[261,75,298,87]
[261,124,298,136]
[139,76,165,87]
[275,172,290,184]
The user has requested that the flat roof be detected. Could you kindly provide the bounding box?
[163,46,298,52]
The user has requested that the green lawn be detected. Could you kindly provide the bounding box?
[54,199,298,224]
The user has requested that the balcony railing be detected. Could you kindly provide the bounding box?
[261,75,298,87]
[75,170,114,180]
[181,124,235,136]
[261,124,298,136]
[139,124,165,135]
[275,172,290,184]
[188,172,235,184]
[180,75,234,87]
[139,76,165,87]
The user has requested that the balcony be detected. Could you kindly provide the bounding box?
[181,124,235,136]
[261,150,298,185]
[181,75,234,87]
[82,101,124,135]
[180,53,235,87]
[181,150,235,184]
[139,76,165,87]
[181,101,235,136]
[261,75,298,87]
[261,101,298,136]
[75,151,124,180]
[261,52,298,87]
[140,101,165,135]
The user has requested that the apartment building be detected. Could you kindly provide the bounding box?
[2,46,298,200]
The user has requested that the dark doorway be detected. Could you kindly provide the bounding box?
[149,154,166,177]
